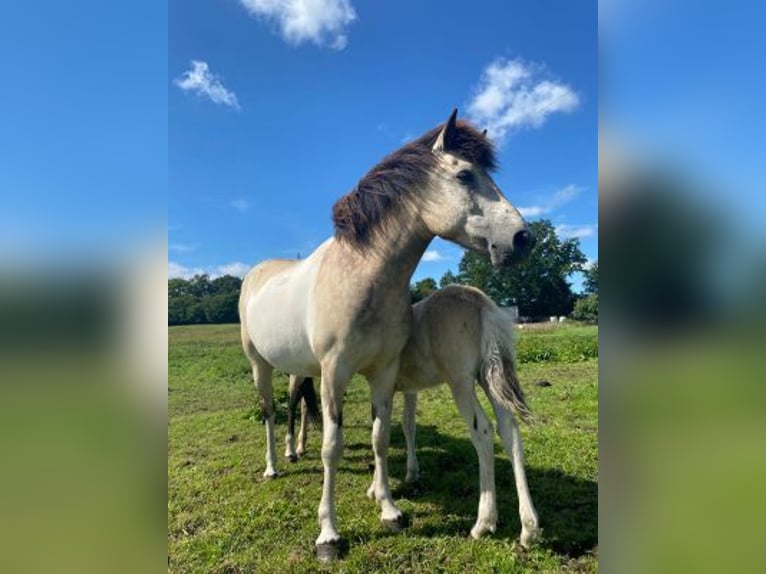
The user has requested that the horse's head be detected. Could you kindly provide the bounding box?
[422,109,534,266]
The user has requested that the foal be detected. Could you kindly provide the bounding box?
[289,285,540,547]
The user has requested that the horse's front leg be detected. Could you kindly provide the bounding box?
[449,379,498,539]
[366,361,406,529]
[488,397,540,547]
[402,392,420,482]
[315,363,349,561]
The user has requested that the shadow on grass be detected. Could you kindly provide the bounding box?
[380,423,598,558]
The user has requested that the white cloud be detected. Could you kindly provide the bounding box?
[467,58,579,143]
[518,206,547,218]
[168,261,206,279]
[174,60,240,109]
[555,224,597,240]
[518,184,585,218]
[215,262,251,278]
[422,249,449,262]
[231,198,250,213]
[169,243,196,253]
[240,0,356,49]
[168,261,251,279]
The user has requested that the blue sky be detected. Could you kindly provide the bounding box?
[168,0,598,288]
[170,1,598,286]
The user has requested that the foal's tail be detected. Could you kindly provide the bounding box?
[288,376,321,429]
[479,307,532,424]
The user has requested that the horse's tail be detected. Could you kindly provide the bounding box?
[288,376,321,430]
[479,306,532,424]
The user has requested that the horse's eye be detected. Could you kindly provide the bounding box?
[456,170,474,185]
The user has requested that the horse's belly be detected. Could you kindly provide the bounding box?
[246,271,321,378]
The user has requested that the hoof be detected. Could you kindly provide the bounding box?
[285,454,298,463]
[381,514,408,533]
[520,527,541,548]
[316,540,344,562]
[262,469,279,479]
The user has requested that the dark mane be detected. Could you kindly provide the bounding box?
[332,120,497,246]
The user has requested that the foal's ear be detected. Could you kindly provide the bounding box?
[482,128,488,137]
[432,108,458,152]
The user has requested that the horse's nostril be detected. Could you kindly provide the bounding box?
[513,230,534,252]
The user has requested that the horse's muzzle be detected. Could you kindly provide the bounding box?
[489,229,535,267]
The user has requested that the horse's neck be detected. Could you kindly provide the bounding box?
[355,218,432,294]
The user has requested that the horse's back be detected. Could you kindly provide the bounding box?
[398,285,494,390]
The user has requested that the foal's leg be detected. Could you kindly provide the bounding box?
[297,396,309,457]
[365,361,405,527]
[252,360,278,478]
[449,378,498,538]
[315,362,349,557]
[485,391,540,547]
[402,392,419,483]
[285,374,303,462]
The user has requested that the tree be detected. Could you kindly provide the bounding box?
[439,270,458,288]
[410,277,438,303]
[168,274,243,325]
[572,294,598,323]
[583,260,598,295]
[454,219,586,318]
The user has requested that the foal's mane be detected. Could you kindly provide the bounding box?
[332,120,497,246]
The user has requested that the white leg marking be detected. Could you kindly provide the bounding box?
[252,363,278,478]
[315,365,347,547]
[488,393,540,547]
[449,380,498,539]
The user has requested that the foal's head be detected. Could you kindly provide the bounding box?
[421,109,533,266]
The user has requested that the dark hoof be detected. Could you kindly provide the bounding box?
[381,514,408,533]
[286,454,298,463]
[534,380,552,387]
[316,540,345,562]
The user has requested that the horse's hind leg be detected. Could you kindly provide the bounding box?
[297,391,309,457]
[449,378,498,539]
[242,329,279,478]
[251,360,278,478]
[285,374,303,462]
[402,392,419,482]
[485,389,540,547]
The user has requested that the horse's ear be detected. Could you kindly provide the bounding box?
[482,128,488,137]
[433,108,458,152]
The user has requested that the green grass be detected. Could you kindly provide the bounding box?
[169,324,598,573]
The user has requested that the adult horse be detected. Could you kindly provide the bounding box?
[239,109,533,560]
[287,284,540,546]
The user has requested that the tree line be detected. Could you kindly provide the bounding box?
[411,220,597,322]
[169,219,598,325]
[169,274,242,325]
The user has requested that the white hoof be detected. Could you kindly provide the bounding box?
[262,468,279,479]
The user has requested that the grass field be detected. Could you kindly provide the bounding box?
[168,323,598,573]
